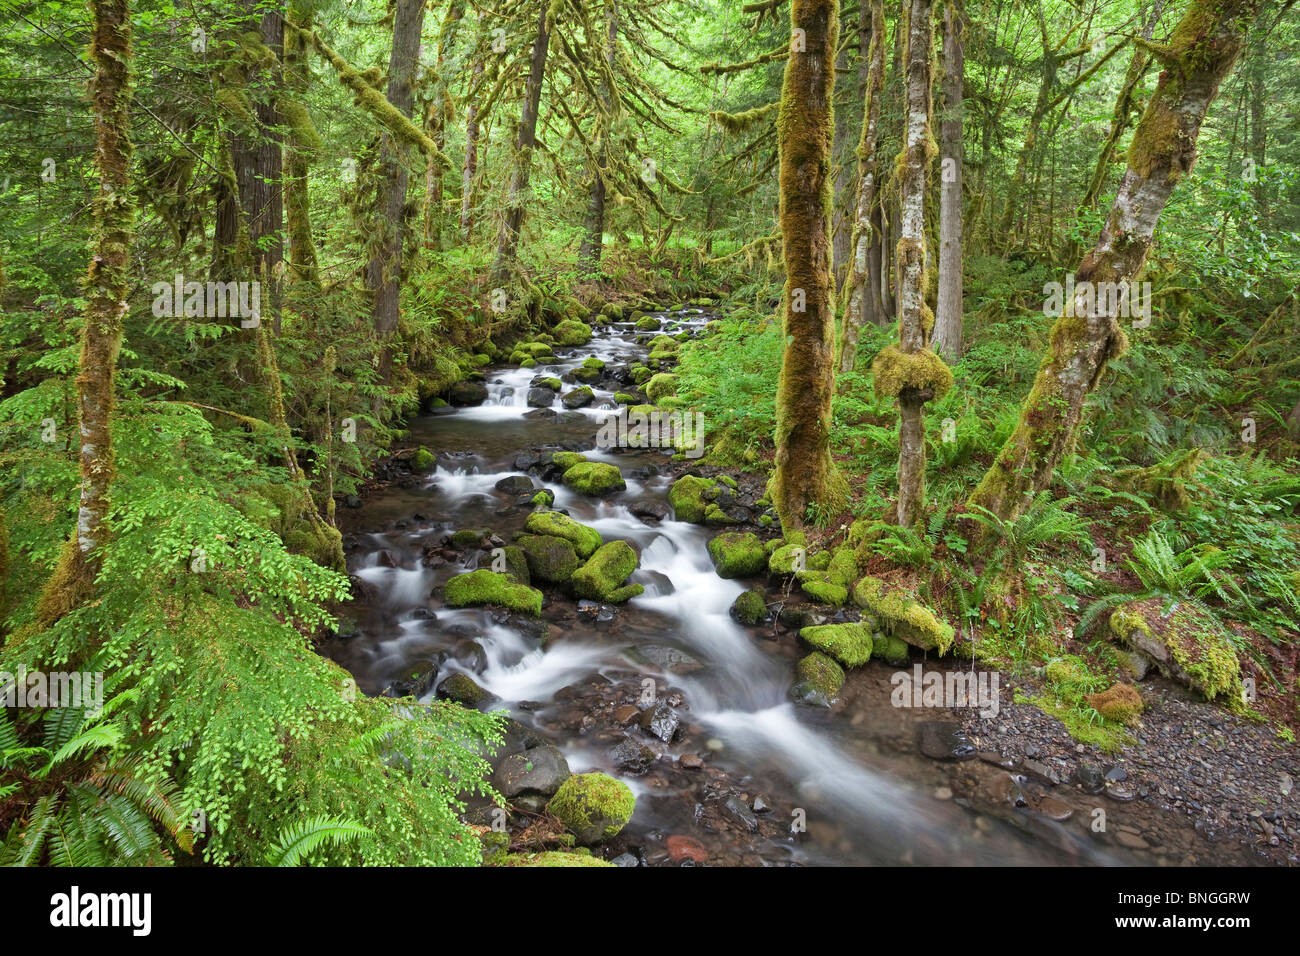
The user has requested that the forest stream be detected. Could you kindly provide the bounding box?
[322,308,1261,867]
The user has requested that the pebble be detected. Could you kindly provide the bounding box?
[666,835,709,863]
[679,753,704,770]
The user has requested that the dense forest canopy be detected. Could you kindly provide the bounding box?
[0,0,1296,870]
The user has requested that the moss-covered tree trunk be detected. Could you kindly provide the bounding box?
[284,0,320,288]
[886,0,945,527]
[772,0,846,530]
[579,1,618,270]
[423,0,467,251]
[366,0,428,384]
[491,1,553,289]
[968,0,1258,523]
[1076,0,1164,228]
[35,0,135,627]
[837,0,887,374]
[459,49,484,242]
[933,0,964,362]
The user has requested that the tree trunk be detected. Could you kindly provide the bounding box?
[423,0,467,251]
[932,0,964,362]
[968,0,1258,523]
[579,1,618,270]
[35,0,136,627]
[284,0,319,288]
[460,50,484,242]
[491,1,552,289]
[772,0,846,530]
[1076,0,1164,227]
[366,0,428,384]
[837,0,886,373]
[887,0,945,528]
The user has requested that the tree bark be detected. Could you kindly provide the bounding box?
[459,50,484,241]
[35,0,136,627]
[366,0,427,384]
[772,0,846,530]
[284,0,319,288]
[579,1,619,270]
[890,0,943,528]
[933,0,964,361]
[968,0,1258,523]
[837,0,886,374]
[491,1,552,289]
[423,0,467,251]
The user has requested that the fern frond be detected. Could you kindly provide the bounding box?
[267,815,373,866]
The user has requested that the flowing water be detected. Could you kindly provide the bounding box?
[323,309,1230,867]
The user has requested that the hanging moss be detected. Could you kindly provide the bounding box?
[709,101,779,133]
[871,345,953,398]
[1111,448,1206,511]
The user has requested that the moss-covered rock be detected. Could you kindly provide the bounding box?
[791,652,845,705]
[646,372,678,403]
[562,461,627,496]
[1086,682,1144,724]
[530,489,555,508]
[629,364,653,385]
[561,386,595,409]
[547,772,635,844]
[553,318,593,346]
[436,672,498,708]
[731,588,767,625]
[872,631,910,666]
[582,356,605,370]
[851,576,955,655]
[613,391,643,405]
[450,528,487,548]
[496,850,614,868]
[668,475,712,522]
[703,503,740,525]
[796,546,859,606]
[445,569,543,616]
[571,540,641,601]
[768,532,809,574]
[706,532,768,578]
[411,447,436,472]
[635,315,660,331]
[1108,599,1240,700]
[551,451,588,470]
[799,622,874,667]
[524,510,602,558]
[515,534,580,584]
[570,366,602,384]
[533,376,562,391]
[500,544,530,586]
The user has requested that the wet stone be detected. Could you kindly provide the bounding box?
[725,795,759,832]
[667,835,709,863]
[641,703,681,743]
[679,753,704,770]
[1077,763,1106,795]
[977,750,1018,770]
[1104,782,1138,803]
[495,475,535,495]
[916,721,977,761]
[1022,759,1063,786]
[610,737,659,776]
[1036,795,1074,821]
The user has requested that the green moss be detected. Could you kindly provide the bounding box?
[524,510,602,558]
[1085,683,1144,724]
[630,365,653,385]
[706,532,768,578]
[582,357,605,370]
[1111,448,1205,511]
[547,772,635,844]
[702,503,739,525]
[535,376,562,391]
[795,651,846,698]
[1108,599,1240,700]
[870,345,954,399]
[613,392,641,405]
[515,534,580,584]
[451,528,485,548]
[731,587,767,625]
[411,447,436,472]
[551,451,589,470]
[872,632,910,666]
[562,461,627,496]
[646,373,679,403]
[445,569,543,616]
[553,318,593,346]
[496,850,615,868]
[530,489,555,508]
[500,544,530,586]
[636,316,660,330]
[851,576,955,655]
[571,540,639,601]
[799,623,874,667]
[570,366,602,384]
[668,475,713,522]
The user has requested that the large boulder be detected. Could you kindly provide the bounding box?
[1108,598,1240,700]
[523,511,602,558]
[449,380,489,406]
[851,576,954,655]
[561,386,594,409]
[444,569,543,616]
[562,461,626,496]
[790,652,845,707]
[552,318,593,346]
[571,540,642,602]
[515,533,581,584]
[798,622,874,667]
[546,772,635,844]
[707,532,768,578]
[494,744,571,812]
